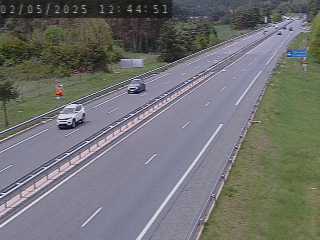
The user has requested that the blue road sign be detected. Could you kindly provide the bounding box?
[287,49,308,58]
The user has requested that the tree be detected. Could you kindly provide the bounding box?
[232,9,259,30]
[0,80,19,127]
[272,13,283,23]
[44,26,65,46]
[308,0,319,20]
[159,22,188,62]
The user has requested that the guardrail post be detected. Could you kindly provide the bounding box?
[0,23,288,219]
[221,173,225,181]
[210,193,216,201]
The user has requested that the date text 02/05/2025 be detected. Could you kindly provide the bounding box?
[0,0,172,18]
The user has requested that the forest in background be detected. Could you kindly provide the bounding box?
[0,0,318,82]
[0,1,319,128]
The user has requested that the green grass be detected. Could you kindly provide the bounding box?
[0,24,262,131]
[201,33,320,240]
[215,25,251,41]
[0,53,164,130]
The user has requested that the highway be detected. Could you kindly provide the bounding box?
[0,22,283,189]
[0,20,302,240]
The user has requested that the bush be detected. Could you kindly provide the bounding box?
[159,21,216,62]
[196,35,210,49]
[44,26,65,46]
[0,35,36,64]
[272,13,282,23]
[159,23,188,62]
[0,19,121,80]
[110,45,125,62]
[41,44,83,70]
[82,44,109,71]
[0,60,70,82]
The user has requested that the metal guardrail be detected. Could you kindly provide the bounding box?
[186,70,271,240]
[186,20,293,240]
[0,24,271,140]
[0,24,281,219]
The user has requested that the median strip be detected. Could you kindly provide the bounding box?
[0,25,288,221]
[0,23,286,141]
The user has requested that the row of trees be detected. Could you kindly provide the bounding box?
[107,18,165,52]
[0,19,122,77]
[308,0,320,20]
[159,21,218,62]
[174,0,318,21]
[0,19,123,127]
[232,8,264,30]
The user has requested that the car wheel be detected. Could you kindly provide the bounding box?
[81,113,86,123]
[71,119,76,128]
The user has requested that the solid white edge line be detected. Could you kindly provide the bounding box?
[235,70,263,106]
[0,121,47,145]
[0,129,49,155]
[0,28,291,228]
[81,207,102,228]
[135,29,294,240]
[0,67,225,229]
[135,124,224,240]
[266,36,289,66]
[145,154,158,165]
[0,165,14,174]
[187,58,201,65]
[0,24,280,145]
[236,32,292,107]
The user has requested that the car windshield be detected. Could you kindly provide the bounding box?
[61,108,75,114]
[131,80,142,84]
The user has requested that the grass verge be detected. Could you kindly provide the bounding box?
[0,25,258,131]
[201,33,320,240]
[0,53,164,131]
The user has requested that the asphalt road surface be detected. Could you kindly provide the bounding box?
[0,20,302,240]
[0,21,287,189]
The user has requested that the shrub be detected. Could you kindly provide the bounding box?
[41,44,82,70]
[44,26,65,46]
[0,35,36,64]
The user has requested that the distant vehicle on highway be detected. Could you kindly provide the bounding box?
[289,27,294,31]
[57,104,86,129]
[277,31,282,35]
[282,26,287,30]
[128,79,146,94]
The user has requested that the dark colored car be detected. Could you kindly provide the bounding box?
[277,31,282,35]
[128,79,146,94]
[282,26,287,30]
[289,27,294,31]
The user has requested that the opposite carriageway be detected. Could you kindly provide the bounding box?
[0,22,291,221]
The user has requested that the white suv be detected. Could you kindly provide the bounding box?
[57,104,86,129]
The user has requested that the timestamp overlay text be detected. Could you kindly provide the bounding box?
[0,0,172,18]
